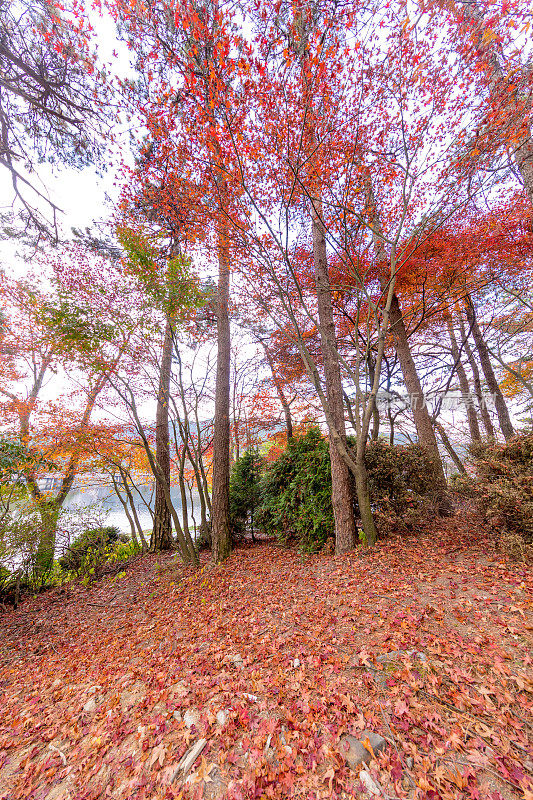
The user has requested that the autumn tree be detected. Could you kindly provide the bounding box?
[0,0,110,238]
[108,0,246,562]
[112,227,202,564]
[212,0,515,541]
[0,267,121,574]
[444,0,533,202]
[102,0,529,550]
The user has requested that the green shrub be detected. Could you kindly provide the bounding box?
[59,525,127,574]
[457,433,533,548]
[257,428,441,551]
[229,448,263,541]
[258,428,336,552]
[108,537,141,563]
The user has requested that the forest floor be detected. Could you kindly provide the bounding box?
[0,510,532,800]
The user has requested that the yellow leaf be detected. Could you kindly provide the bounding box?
[481,28,496,44]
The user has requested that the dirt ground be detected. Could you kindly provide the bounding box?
[0,512,531,800]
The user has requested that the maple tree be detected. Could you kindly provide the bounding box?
[1,1,533,796]
[444,0,533,202]
[108,0,245,563]
[0,268,118,575]
[199,0,525,544]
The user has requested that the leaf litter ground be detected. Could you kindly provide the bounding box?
[0,513,532,800]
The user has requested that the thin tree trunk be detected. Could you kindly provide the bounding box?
[193,408,212,515]
[459,315,496,438]
[261,341,293,441]
[172,346,210,535]
[151,316,175,551]
[353,453,374,545]
[211,220,232,563]
[182,435,208,535]
[436,422,466,474]
[233,418,240,463]
[389,294,450,484]
[367,354,380,440]
[178,446,189,542]
[121,383,198,564]
[311,207,357,554]
[464,295,514,441]
[112,473,139,545]
[446,317,481,441]
[282,397,293,442]
[119,467,149,550]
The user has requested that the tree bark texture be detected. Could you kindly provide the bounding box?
[389,295,445,470]
[311,210,357,554]
[388,293,453,514]
[211,222,232,563]
[464,295,514,441]
[446,317,481,442]
[459,315,496,438]
[151,316,175,551]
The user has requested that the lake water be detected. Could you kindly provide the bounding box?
[63,481,202,537]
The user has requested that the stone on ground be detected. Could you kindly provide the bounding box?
[339,729,387,770]
[171,738,207,782]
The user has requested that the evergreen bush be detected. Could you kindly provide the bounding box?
[59,525,127,574]
[363,438,442,531]
[257,428,336,551]
[257,428,440,551]
[229,448,263,541]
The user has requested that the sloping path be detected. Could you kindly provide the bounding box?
[0,515,531,799]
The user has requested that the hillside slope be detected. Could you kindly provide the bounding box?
[1,517,531,800]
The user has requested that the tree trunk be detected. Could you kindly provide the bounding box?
[282,398,293,442]
[261,341,293,441]
[446,317,481,441]
[436,422,466,474]
[353,448,376,546]
[464,295,514,441]
[389,294,441,459]
[388,293,452,513]
[112,474,139,545]
[34,501,60,579]
[178,447,189,542]
[124,383,197,564]
[367,355,380,440]
[211,222,232,563]
[151,316,175,551]
[120,467,149,550]
[459,315,496,438]
[311,208,357,554]
[182,435,209,537]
